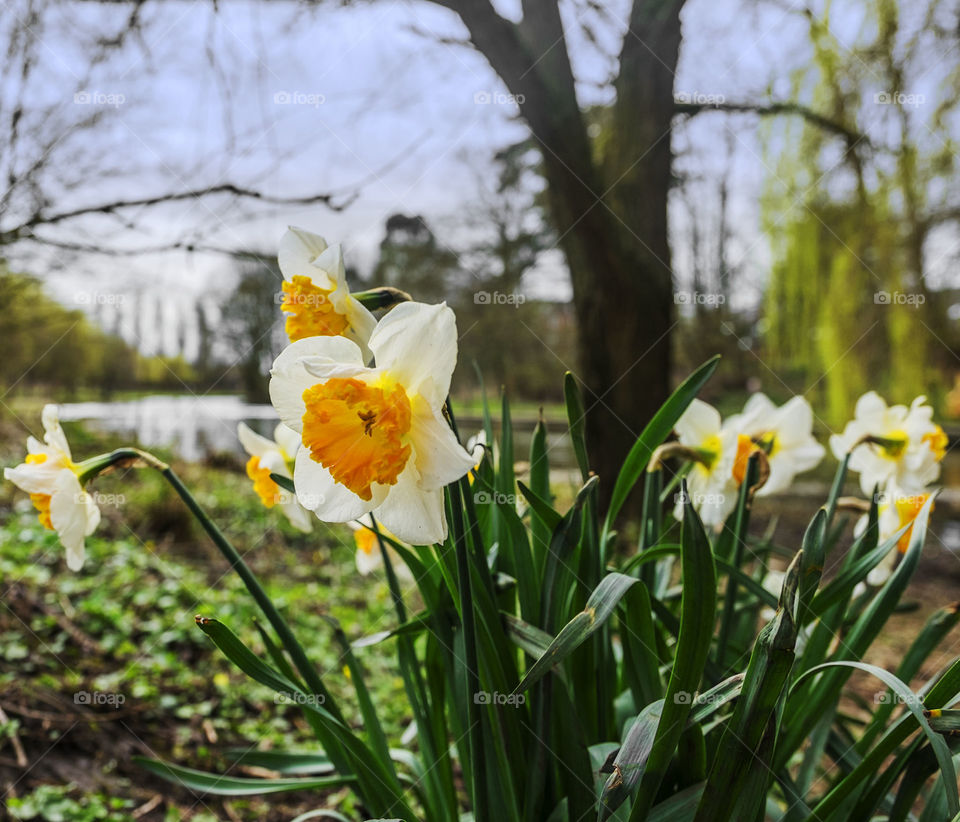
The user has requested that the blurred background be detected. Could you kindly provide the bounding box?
[3,0,960,818]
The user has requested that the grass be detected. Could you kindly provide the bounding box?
[0,425,412,821]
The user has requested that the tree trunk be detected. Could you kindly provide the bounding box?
[440,0,682,519]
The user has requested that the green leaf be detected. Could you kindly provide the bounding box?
[804,654,960,820]
[620,580,664,707]
[517,480,562,531]
[924,708,960,733]
[541,475,599,631]
[779,494,935,769]
[564,371,590,482]
[803,522,909,622]
[796,661,960,817]
[603,356,720,539]
[599,700,664,821]
[194,616,419,819]
[223,749,334,775]
[694,552,801,822]
[134,758,352,795]
[529,414,553,557]
[269,472,296,494]
[629,481,717,821]
[515,573,638,693]
[350,612,432,648]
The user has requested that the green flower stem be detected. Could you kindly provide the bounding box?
[90,449,341,720]
[448,480,488,822]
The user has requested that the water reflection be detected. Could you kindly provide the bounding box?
[59,395,277,463]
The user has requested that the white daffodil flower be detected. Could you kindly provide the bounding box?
[4,405,100,571]
[279,227,377,360]
[349,515,412,581]
[237,422,313,533]
[853,485,933,586]
[726,393,825,495]
[270,301,478,545]
[829,392,946,496]
[673,398,742,527]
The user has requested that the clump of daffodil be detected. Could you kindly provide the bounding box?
[4,405,101,570]
[270,301,479,545]
[830,392,946,496]
[279,227,377,360]
[237,422,312,533]
[725,393,824,495]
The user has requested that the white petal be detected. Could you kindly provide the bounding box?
[49,472,96,570]
[269,336,365,432]
[345,298,378,360]
[292,448,381,521]
[83,493,101,536]
[675,399,721,447]
[281,499,314,533]
[279,226,329,281]
[853,391,888,428]
[775,397,815,443]
[356,545,382,575]
[238,422,276,459]
[374,464,447,545]
[4,460,64,495]
[410,397,476,491]
[737,393,777,434]
[369,302,458,409]
[42,404,72,461]
[314,244,347,294]
[273,423,303,463]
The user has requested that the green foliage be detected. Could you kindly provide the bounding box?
[0,268,205,398]
[10,362,958,821]
[6,784,135,821]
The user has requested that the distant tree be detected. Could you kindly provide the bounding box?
[762,0,960,419]
[372,214,461,303]
[454,143,565,396]
[220,253,285,403]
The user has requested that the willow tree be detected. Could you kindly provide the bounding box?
[762,0,960,420]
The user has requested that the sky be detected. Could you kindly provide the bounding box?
[4,0,957,356]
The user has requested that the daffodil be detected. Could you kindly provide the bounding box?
[279,227,377,359]
[830,392,945,496]
[726,393,825,495]
[4,405,100,570]
[349,515,412,580]
[672,399,742,527]
[237,422,312,533]
[270,301,477,545]
[854,485,933,585]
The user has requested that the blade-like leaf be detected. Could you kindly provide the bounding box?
[598,700,664,820]
[223,749,335,775]
[564,371,590,482]
[515,573,638,693]
[134,758,352,796]
[269,472,296,494]
[628,481,717,822]
[796,661,960,817]
[518,479,562,531]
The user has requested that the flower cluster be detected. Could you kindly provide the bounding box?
[248,227,478,546]
[673,393,825,526]
[675,389,946,582]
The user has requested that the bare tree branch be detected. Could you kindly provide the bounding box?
[675,100,869,148]
[1,184,356,245]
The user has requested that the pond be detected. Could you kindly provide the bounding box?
[58,395,282,463]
